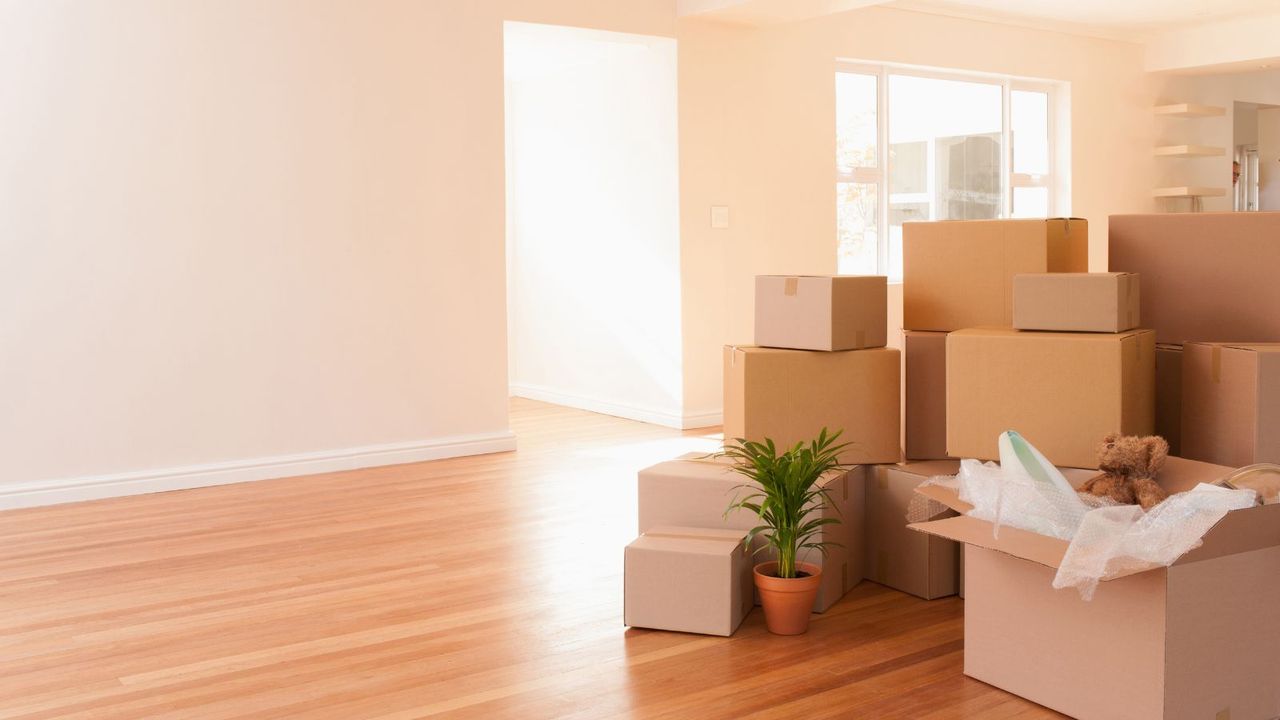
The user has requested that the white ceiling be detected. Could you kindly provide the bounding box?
[887,0,1280,36]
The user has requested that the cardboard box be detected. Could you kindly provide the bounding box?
[1182,343,1280,468]
[723,345,901,466]
[903,218,1088,331]
[1013,272,1140,333]
[637,454,866,613]
[904,331,951,460]
[911,456,1280,720]
[755,275,887,351]
[1109,212,1280,344]
[1156,344,1183,456]
[865,461,960,599]
[624,526,753,636]
[946,328,1156,468]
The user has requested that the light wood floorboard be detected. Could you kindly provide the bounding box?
[0,398,1062,718]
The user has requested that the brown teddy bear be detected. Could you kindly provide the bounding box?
[1080,433,1170,510]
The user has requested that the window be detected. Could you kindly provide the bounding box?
[836,63,1064,279]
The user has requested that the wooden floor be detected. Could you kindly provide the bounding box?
[0,399,1061,719]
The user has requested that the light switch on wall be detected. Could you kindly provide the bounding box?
[710,205,730,229]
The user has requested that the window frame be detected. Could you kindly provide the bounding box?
[835,61,1064,279]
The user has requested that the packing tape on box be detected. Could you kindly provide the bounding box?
[644,529,751,553]
[784,277,798,296]
[1211,345,1222,383]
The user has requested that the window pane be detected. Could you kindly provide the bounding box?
[837,182,878,275]
[836,72,877,173]
[1012,186,1049,218]
[887,74,1003,278]
[1012,90,1049,177]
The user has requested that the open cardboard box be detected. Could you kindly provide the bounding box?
[910,457,1280,720]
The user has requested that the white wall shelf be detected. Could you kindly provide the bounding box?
[1154,103,1226,118]
[1154,145,1225,158]
[1152,186,1227,198]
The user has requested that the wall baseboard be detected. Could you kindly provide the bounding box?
[0,431,517,511]
[510,382,721,430]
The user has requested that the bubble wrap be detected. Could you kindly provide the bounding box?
[903,431,1259,602]
[1053,483,1258,600]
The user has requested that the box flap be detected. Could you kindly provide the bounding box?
[909,516,1070,569]
[1173,503,1280,566]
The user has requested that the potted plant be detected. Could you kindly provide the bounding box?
[720,428,848,635]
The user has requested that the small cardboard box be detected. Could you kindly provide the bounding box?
[1182,343,1280,467]
[1013,272,1140,333]
[865,462,960,599]
[723,345,901,466]
[1110,212,1280,344]
[755,275,887,351]
[903,218,1087,332]
[910,457,1280,720]
[946,328,1155,468]
[637,454,866,613]
[624,526,753,636]
[904,331,951,460]
[1156,344,1184,456]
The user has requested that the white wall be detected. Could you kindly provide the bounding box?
[0,0,677,508]
[504,23,688,428]
[1260,108,1280,211]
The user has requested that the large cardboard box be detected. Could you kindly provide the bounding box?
[947,328,1156,468]
[866,462,960,599]
[1013,272,1140,333]
[903,218,1088,331]
[637,454,866,613]
[904,331,951,460]
[1156,344,1183,456]
[624,526,753,636]
[755,275,887,351]
[1182,343,1280,467]
[723,345,900,465]
[1109,212,1280,344]
[911,457,1280,720]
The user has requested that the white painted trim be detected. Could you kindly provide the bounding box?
[510,382,720,430]
[0,431,517,511]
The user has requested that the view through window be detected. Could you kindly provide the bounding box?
[837,64,1061,279]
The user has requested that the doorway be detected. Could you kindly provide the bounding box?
[502,23,683,428]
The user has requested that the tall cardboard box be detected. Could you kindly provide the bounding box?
[911,457,1280,720]
[1110,212,1280,344]
[755,275,887,351]
[624,526,753,636]
[903,218,1087,331]
[723,345,900,466]
[1182,343,1280,467]
[947,328,1155,468]
[1156,344,1183,456]
[1013,272,1140,333]
[865,462,960,600]
[904,331,951,460]
[637,454,866,613]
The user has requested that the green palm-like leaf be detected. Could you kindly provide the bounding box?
[719,428,851,579]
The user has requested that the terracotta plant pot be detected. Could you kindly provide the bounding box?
[753,561,822,635]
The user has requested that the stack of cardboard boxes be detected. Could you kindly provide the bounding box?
[902,213,1280,719]
[626,275,900,635]
[624,214,1280,715]
[1110,212,1280,467]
